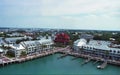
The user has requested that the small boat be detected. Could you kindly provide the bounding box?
[97,65,101,69]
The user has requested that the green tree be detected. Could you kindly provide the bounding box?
[6,51,15,57]
[21,51,26,57]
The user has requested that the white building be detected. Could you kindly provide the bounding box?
[39,37,54,50]
[20,41,40,54]
[73,39,87,51]
[4,37,27,44]
[20,38,54,55]
[10,44,26,58]
[9,38,54,57]
[74,39,120,54]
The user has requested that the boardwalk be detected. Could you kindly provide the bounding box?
[0,46,120,68]
[0,47,70,66]
[58,50,120,67]
[81,57,91,65]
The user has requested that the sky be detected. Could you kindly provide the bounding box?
[0,0,120,30]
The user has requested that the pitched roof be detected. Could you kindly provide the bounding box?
[0,48,3,52]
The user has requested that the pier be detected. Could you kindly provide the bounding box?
[0,47,120,69]
[97,61,107,69]
[57,54,68,59]
[81,57,91,65]
[93,60,100,64]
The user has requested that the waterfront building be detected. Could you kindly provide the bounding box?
[9,44,26,58]
[38,38,54,51]
[73,39,87,51]
[8,38,54,57]
[73,38,120,61]
[20,41,40,54]
[20,38,54,55]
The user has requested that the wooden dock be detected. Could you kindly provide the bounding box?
[59,50,120,67]
[97,61,107,69]
[93,60,100,64]
[81,57,91,65]
[57,54,68,59]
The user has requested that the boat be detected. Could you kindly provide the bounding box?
[97,65,101,69]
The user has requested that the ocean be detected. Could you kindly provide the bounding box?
[0,54,119,75]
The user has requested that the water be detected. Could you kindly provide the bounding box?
[0,54,120,75]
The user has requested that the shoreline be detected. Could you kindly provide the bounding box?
[58,50,120,67]
[0,47,120,68]
[0,47,66,66]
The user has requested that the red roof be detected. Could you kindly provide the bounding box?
[54,33,70,43]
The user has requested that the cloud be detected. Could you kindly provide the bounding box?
[0,0,43,17]
[0,0,120,30]
[1,0,120,17]
[40,0,120,16]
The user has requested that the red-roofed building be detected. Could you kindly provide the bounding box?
[54,33,70,44]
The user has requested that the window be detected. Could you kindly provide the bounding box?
[110,50,112,52]
[113,50,116,53]
[117,51,120,53]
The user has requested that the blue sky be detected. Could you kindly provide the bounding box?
[0,0,120,30]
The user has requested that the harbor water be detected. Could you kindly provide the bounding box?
[0,54,119,75]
